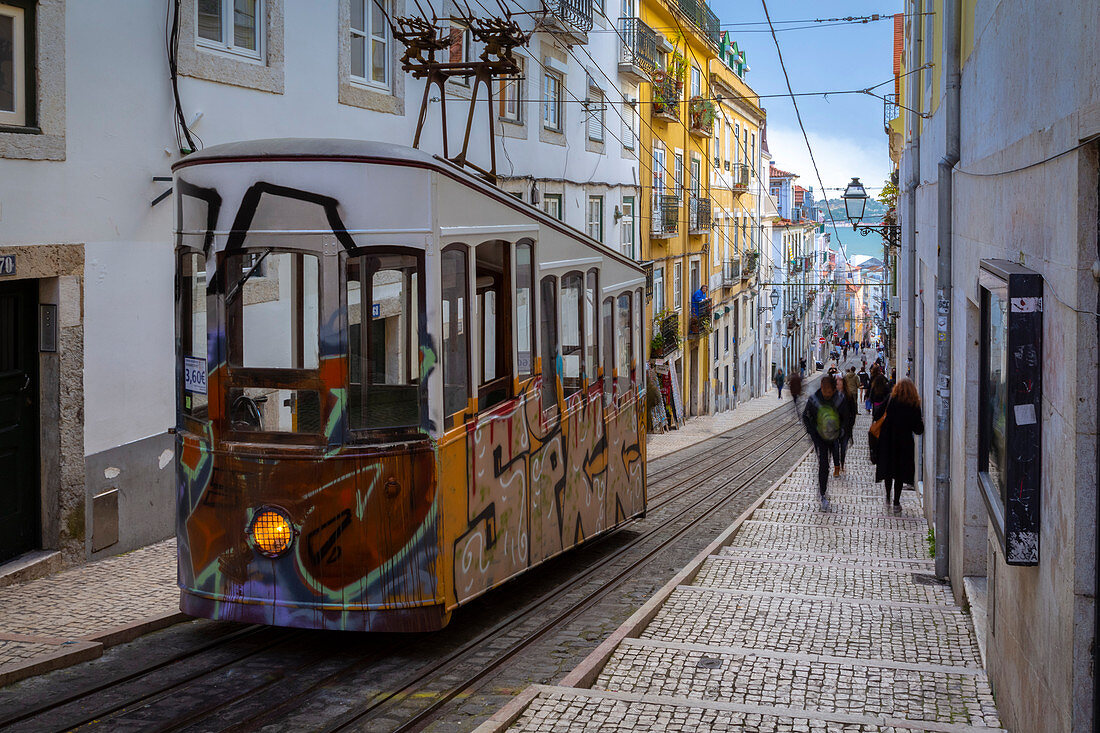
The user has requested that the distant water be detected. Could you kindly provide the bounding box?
[825,223,890,260]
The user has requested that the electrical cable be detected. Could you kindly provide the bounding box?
[952,134,1100,178]
[760,0,851,263]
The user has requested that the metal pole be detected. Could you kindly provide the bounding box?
[934,0,961,579]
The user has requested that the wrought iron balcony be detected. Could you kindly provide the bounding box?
[790,258,803,274]
[688,196,710,233]
[730,163,749,190]
[723,258,740,285]
[652,311,681,358]
[651,71,681,121]
[543,0,592,42]
[651,193,679,238]
[688,96,715,137]
[884,92,900,127]
[618,17,657,82]
[742,249,758,277]
[675,0,720,45]
[688,297,713,338]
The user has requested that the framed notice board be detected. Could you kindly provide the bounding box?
[978,260,1043,566]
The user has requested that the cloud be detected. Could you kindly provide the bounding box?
[765,126,892,197]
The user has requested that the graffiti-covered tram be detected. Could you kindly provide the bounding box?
[174,139,647,631]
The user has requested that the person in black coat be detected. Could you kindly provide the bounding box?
[875,378,925,509]
[866,365,892,464]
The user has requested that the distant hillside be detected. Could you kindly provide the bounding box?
[825,197,889,223]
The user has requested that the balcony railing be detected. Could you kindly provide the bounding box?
[544,0,593,37]
[688,196,710,233]
[730,163,749,190]
[688,96,715,137]
[723,258,740,284]
[618,17,657,80]
[651,193,679,238]
[688,297,713,338]
[652,71,681,121]
[742,249,758,278]
[790,258,803,273]
[651,311,681,358]
[884,92,900,127]
[675,0,720,45]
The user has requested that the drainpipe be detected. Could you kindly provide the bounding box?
[934,0,961,579]
[907,3,922,472]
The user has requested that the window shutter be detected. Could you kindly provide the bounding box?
[587,90,605,142]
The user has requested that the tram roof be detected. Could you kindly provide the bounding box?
[172,138,440,170]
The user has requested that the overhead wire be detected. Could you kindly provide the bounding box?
[760,0,851,263]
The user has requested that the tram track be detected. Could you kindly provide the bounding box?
[316,417,809,731]
[3,392,819,733]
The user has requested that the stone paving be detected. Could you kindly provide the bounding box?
[0,538,179,675]
[491,413,1004,732]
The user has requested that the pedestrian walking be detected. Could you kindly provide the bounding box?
[837,374,857,472]
[802,375,844,511]
[843,366,861,415]
[774,367,785,399]
[874,378,925,510]
[866,365,892,464]
[857,364,871,410]
[799,357,806,376]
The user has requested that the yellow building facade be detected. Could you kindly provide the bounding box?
[638,0,720,421]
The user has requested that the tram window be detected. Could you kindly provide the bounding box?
[441,245,469,428]
[347,252,423,430]
[516,241,535,378]
[228,388,322,434]
[560,272,583,398]
[586,269,599,385]
[477,241,513,411]
[602,296,614,403]
[226,251,320,370]
[540,275,558,409]
[615,293,633,394]
[180,252,208,420]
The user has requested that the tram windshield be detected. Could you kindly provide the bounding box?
[347,251,424,431]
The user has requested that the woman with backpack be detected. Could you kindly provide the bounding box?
[801,375,844,511]
[874,378,925,510]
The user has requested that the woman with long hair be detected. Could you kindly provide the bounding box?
[875,378,925,510]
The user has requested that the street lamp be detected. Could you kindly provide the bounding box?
[842,177,869,224]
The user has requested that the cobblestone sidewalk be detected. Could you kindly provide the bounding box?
[0,538,181,685]
[482,414,1004,732]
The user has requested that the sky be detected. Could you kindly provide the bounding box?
[708,0,903,256]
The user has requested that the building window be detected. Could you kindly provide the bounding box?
[198,0,263,59]
[351,0,389,87]
[543,71,563,131]
[653,265,665,313]
[449,22,473,87]
[620,196,635,259]
[653,145,665,191]
[542,193,563,221]
[690,65,701,97]
[586,88,605,142]
[734,123,740,165]
[673,261,682,311]
[587,195,604,242]
[499,56,523,122]
[674,153,684,197]
[0,1,32,129]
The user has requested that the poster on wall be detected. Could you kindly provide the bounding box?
[978,260,1042,566]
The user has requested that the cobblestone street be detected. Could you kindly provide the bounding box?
[0,540,180,684]
[482,414,1004,732]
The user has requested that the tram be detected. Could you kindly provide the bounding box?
[173,139,647,631]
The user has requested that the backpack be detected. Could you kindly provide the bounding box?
[812,396,841,441]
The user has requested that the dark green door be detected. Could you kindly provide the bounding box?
[0,279,39,563]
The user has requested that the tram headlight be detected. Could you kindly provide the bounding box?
[250,507,295,558]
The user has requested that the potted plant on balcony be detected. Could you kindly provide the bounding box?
[743,249,758,274]
[688,96,716,134]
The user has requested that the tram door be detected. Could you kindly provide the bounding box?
[0,279,39,563]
